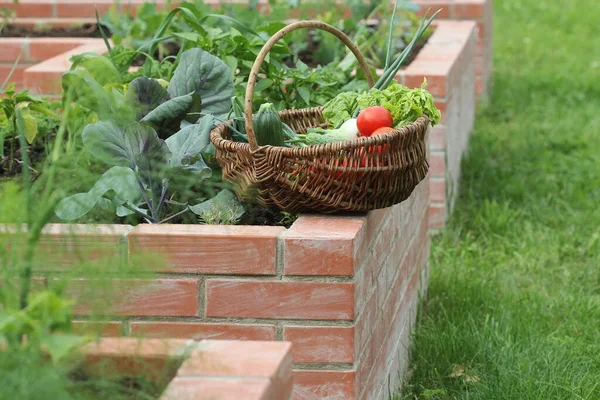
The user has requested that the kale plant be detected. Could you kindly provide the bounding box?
[55,48,241,224]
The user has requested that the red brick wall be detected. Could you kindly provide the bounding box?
[0,38,93,90]
[414,0,493,98]
[0,175,430,399]
[397,21,477,228]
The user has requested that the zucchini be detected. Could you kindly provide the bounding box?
[253,103,285,147]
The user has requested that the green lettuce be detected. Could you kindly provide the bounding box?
[357,80,440,127]
[322,91,359,128]
[322,80,441,129]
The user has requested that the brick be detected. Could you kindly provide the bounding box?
[434,98,448,124]
[0,64,27,87]
[283,325,354,363]
[283,216,364,276]
[429,177,446,203]
[0,0,54,18]
[206,280,354,320]
[23,39,107,95]
[28,38,92,62]
[81,337,190,381]
[355,291,377,357]
[429,125,446,150]
[63,278,199,317]
[412,1,450,18]
[161,377,271,400]
[429,203,447,228]
[475,55,485,76]
[35,224,131,271]
[476,75,485,96]
[293,370,355,400]
[476,21,486,40]
[429,151,446,176]
[453,0,485,19]
[130,322,276,341]
[56,2,113,18]
[404,72,447,97]
[72,321,123,336]
[176,340,293,399]
[0,38,28,63]
[129,224,283,275]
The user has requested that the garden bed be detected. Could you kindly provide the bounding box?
[11,19,476,228]
[1,171,430,399]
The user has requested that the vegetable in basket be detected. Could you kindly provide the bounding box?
[288,118,359,146]
[323,80,441,133]
[253,103,285,146]
[356,106,393,136]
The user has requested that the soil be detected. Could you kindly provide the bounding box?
[0,24,109,38]
[131,41,181,67]
[242,206,298,228]
[68,370,164,400]
[0,139,48,180]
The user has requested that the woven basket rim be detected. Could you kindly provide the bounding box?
[210,108,430,156]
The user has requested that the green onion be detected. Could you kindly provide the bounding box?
[352,5,441,117]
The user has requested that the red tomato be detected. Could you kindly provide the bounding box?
[372,126,395,135]
[357,106,393,136]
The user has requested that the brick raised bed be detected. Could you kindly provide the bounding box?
[80,338,293,399]
[1,174,430,399]
[394,20,477,228]
[0,37,100,90]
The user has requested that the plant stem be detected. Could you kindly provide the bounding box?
[121,203,153,223]
[157,207,189,224]
[135,175,155,221]
[15,108,33,310]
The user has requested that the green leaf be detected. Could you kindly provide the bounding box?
[20,110,38,144]
[172,31,201,42]
[297,86,311,105]
[140,93,196,137]
[126,76,170,120]
[168,48,235,117]
[165,115,214,179]
[54,166,141,220]
[255,78,274,92]
[70,52,121,85]
[41,334,90,364]
[62,69,113,118]
[189,189,244,219]
[82,121,170,170]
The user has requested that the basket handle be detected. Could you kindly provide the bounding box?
[244,20,375,150]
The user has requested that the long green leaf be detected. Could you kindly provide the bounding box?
[376,9,441,90]
[95,8,112,56]
[200,14,260,37]
[385,0,401,70]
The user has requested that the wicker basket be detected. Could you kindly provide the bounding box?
[210,20,430,213]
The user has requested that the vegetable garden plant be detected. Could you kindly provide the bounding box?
[1,0,441,228]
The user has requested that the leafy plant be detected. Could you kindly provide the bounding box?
[0,84,60,177]
[55,48,241,224]
[0,88,90,364]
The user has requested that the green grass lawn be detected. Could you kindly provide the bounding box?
[400,0,600,398]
